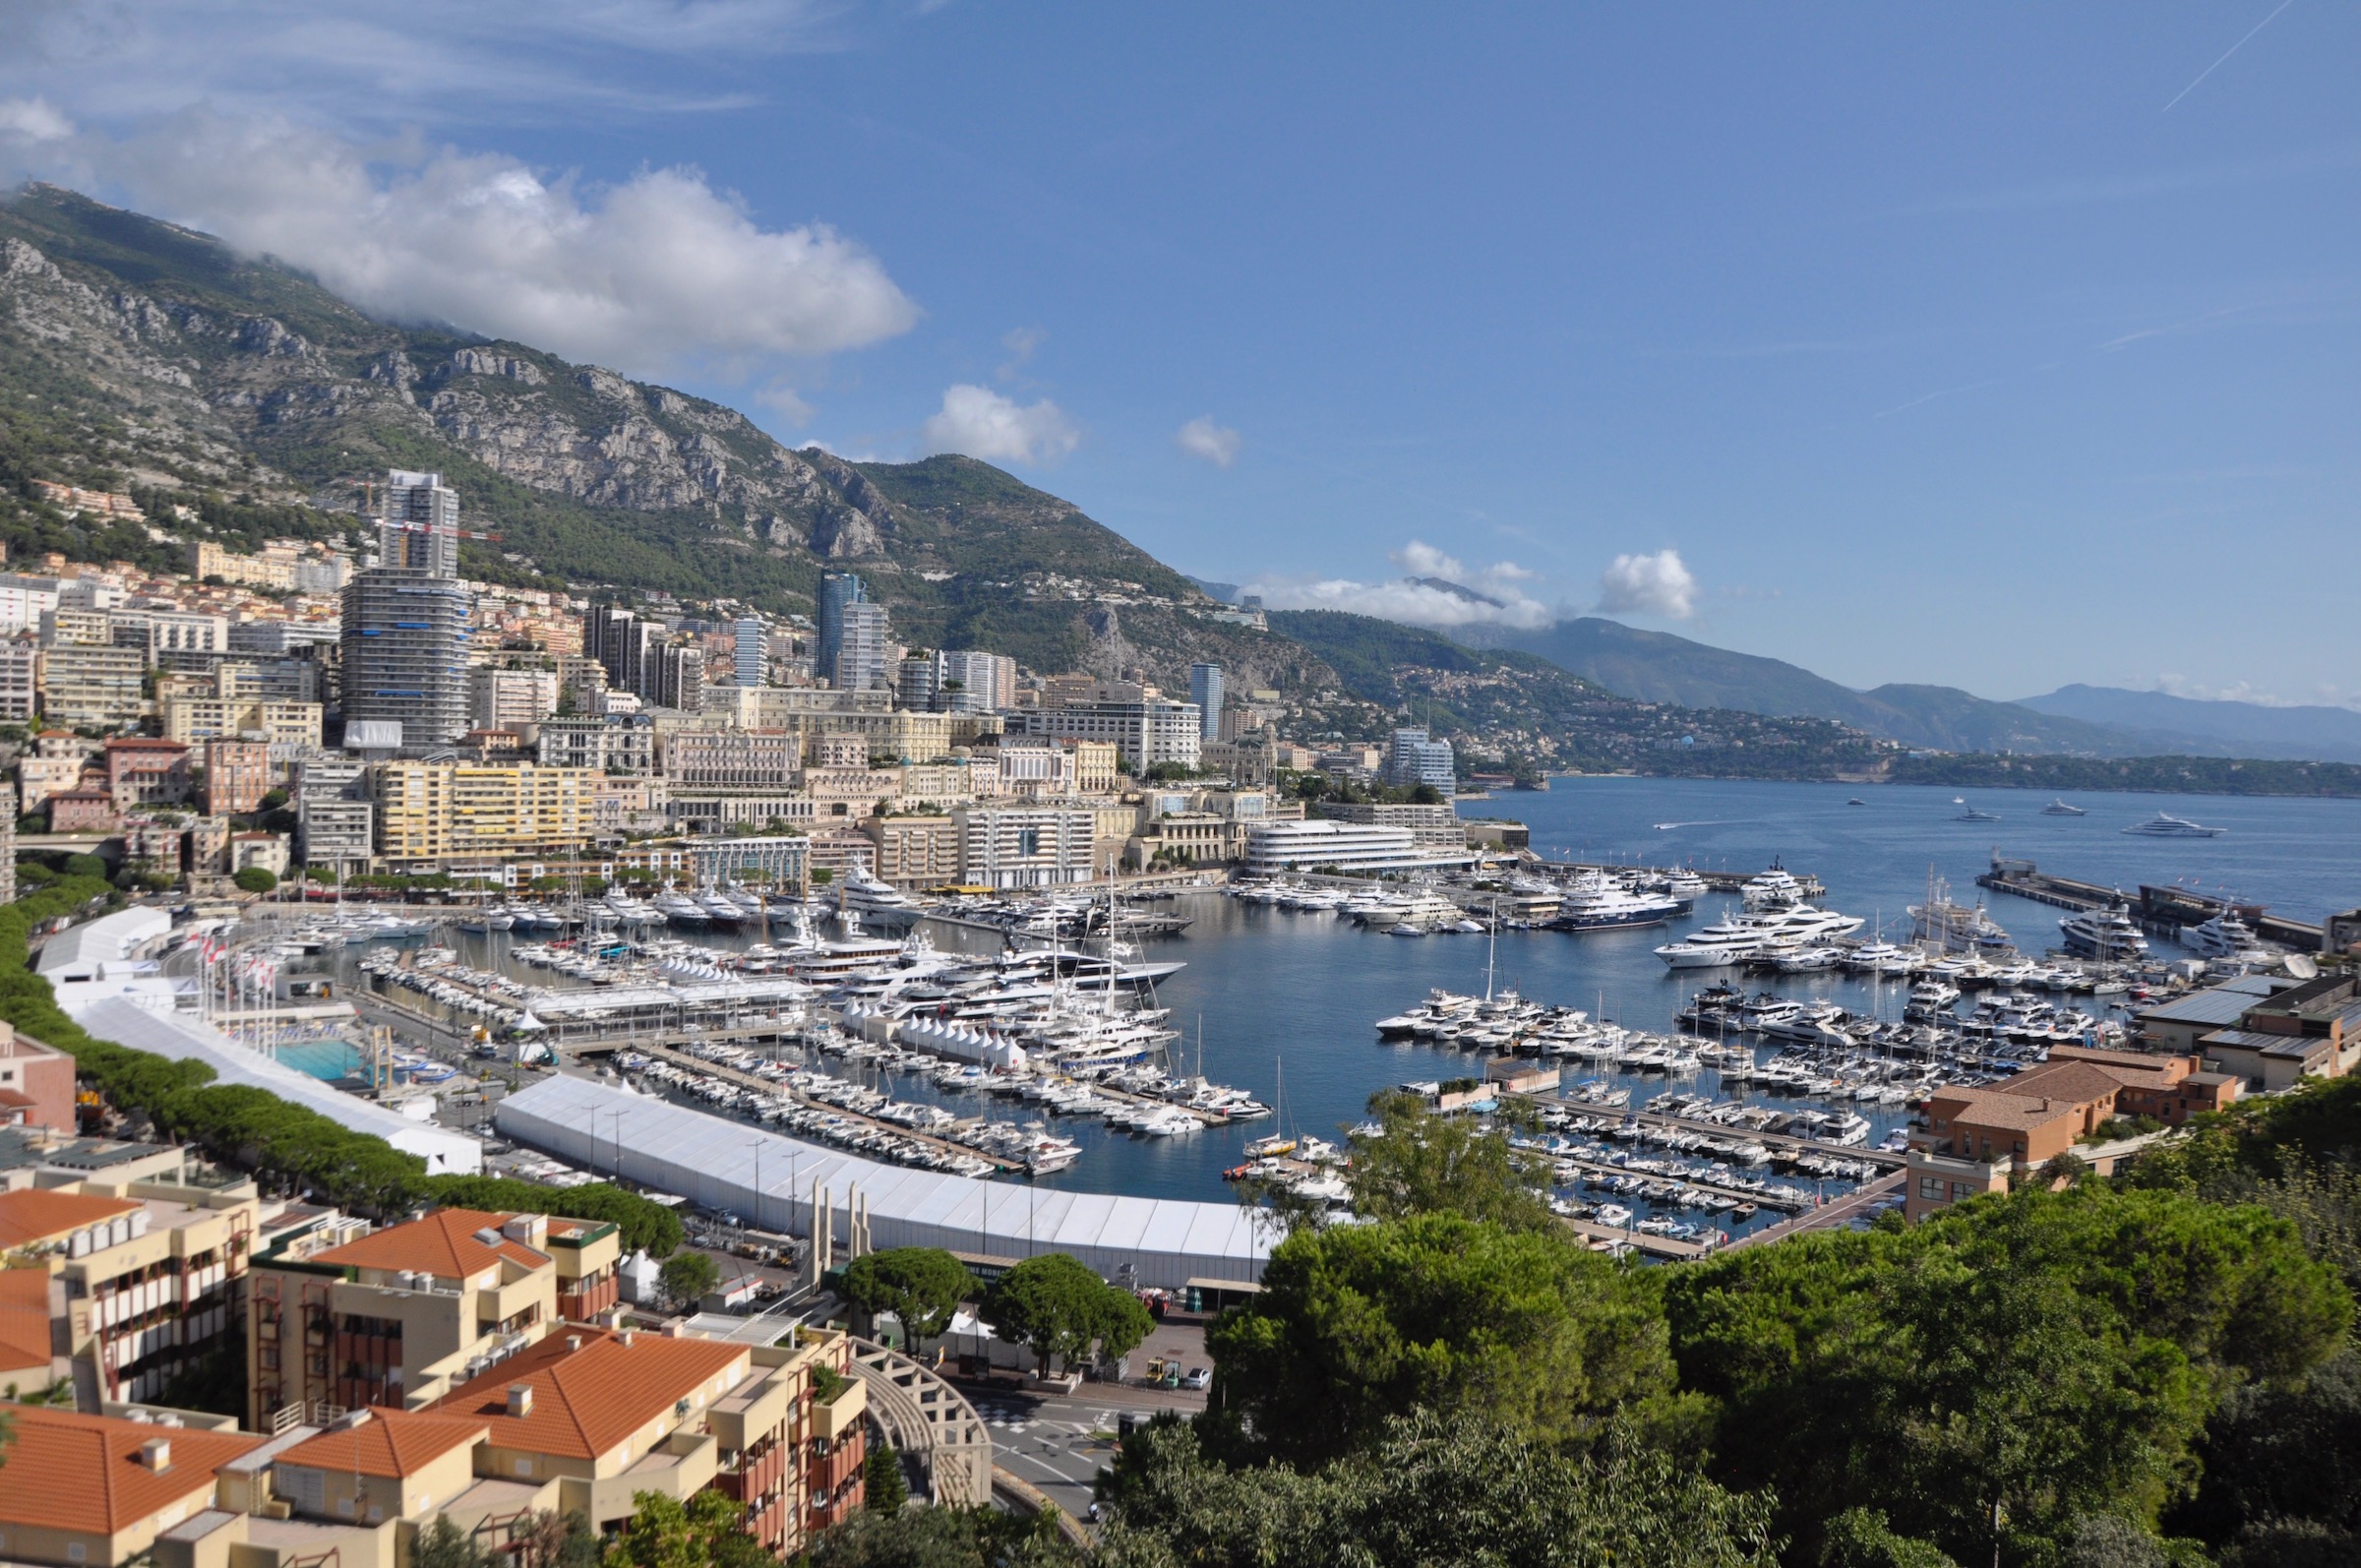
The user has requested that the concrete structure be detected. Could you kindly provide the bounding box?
[532,713,655,775]
[19,729,98,810]
[243,1207,616,1428]
[934,648,1015,714]
[1189,662,1223,740]
[161,696,324,748]
[377,470,461,576]
[1906,1049,2241,1222]
[0,572,63,633]
[662,728,802,792]
[866,814,961,887]
[192,538,301,590]
[830,602,891,693]
[1320,799,1470,854]
[0,1022,76,1131]
[685,835,810,888]
[815,573,866,689]
[951,803,1100,888]
[467,666,557,732]
[202,739,272,815]
[2194,971,2361,1091]
[371,762,595,866]
[296,756,373,867]
[1242,817,1473,874]
[1014,697,1201,769]
[0,1406,264,1568]
[104,738,193,810]
[1385,727,1456,789]
[0,631,37,719]
[38,641,147,727]
[733,616,765,687]
[340,569,474,754]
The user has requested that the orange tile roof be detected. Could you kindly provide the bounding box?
[273,1410,489,1478]
[1997,1060,2142,1105]
[0,1188,139,1249]
[0,1265,52,1377]
[0,1407,263,1536]
[309,1208,549,1281]
[430,1327,747,1460]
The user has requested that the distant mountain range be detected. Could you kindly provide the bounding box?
[1451,616,2361,763]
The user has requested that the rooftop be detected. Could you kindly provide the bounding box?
[430,1326,746,1460]
[2202,1028,2334,1061]
[2136,976,2291,1029]
[274,1410,490,1478]
[0,1187,140,1249]
[0,1265,53,1376]
[310,1207,549,1280]
[0,1406,263,1536]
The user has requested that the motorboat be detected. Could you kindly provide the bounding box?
[1549,872,1683,933]
[2123,812,2225,838]
[655,889,707,927]
[2059,901,2149,960]
[2040,799,2088,816]
[2181,910,2270,962]
[1655,904,1863,969]
[1846,798,1866,807]
[1952,798,2000,823]
[837,866,925,932]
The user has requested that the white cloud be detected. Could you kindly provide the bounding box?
[0,105,919,377]
[998,326,1045,379]
[1598,548,1698,621]
[753,382,815,425]
[919,384,1080,466]
[1246,574,1555,631]
[1175,416,1241,468]
[1389,540,1463,578]
[0,96,72,142]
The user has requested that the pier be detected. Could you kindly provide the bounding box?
[1729,1170,1907,1249]
[1596,1102,1908,1170]
[1559,1217,1712,1260]
[1529,860,1822,896]
[1975,855,2321,950]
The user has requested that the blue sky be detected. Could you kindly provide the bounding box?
[4,3,2356,704]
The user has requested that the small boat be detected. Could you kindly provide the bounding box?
[1846,798,1866,807]
[2122,812,2224,838]
[1952,798,2000,822]
[2040,799,2087,816]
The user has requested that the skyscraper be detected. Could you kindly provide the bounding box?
[935,649,1015,713]
[832,602,891,692]
[1189,662,1225,740]
[583,603,651,695]
[816,573,866,685]
[341,470,472,752]
[733,617,765,687]
[651,642,704,711]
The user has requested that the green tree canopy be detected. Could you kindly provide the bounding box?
[806,1503,1076,1567]
[983,1252,1153,1373]
[659,1250,719,1307]
[1094,1410,1778,1568]
[1343,1090,1557,1234]
[1204,1211,1675,1468]
[232,865,277,893]
[841,1247,973,1342]
[608,1489,770,1568]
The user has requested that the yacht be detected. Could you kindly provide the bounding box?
[696,889,748,928]
[2181,910,2270,962]
[2040,799,2088,816]
[2123,812,2225,838]
[1740,866,1807,910]
[1908,874,2014,957]
[2058,901,2149,960]
[1662,872,1709,900]
[1549,872,1683,933]
[654,889,708,927]
[1654,905,1862,968]
[837,866,925,933]
[1952,798,2000,823]
[1846,798,1866,807]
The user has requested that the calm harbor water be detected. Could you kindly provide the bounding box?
[325,777,2360,1215]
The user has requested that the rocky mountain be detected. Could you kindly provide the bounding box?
[0,182,1320,698]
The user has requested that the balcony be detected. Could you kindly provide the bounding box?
[814,1376,866,1445]
[580,1430,718,1528]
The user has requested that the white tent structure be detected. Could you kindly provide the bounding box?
[79,997,483,1176]
[496,1075,1272,1291]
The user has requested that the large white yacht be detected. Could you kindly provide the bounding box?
[2123,812,2225,838]
[1550,872,1683,933]
[1654,905,1863,968]
[838,866,925,932]
[2181,910,2270,961]
[2059,901,2149,960]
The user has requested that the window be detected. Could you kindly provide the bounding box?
[1950,1182,1974,1201]
[1917,1176,1945,1201]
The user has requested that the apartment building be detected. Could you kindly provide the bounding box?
[0,572,63,632]
[467,666,558,731]
[0,1407,266,1568]
[203,739,273,815]
[865,814,961,886]
[190,539,301,590]
[19,729,99,810]
[38,641,147,727]
[532,713,656,774]
[296,756,374,867]
[805,731,902,820]
[0,632,36,719]
[950,803,1100,888]
[104,737,193,810]
[0,1022,76,1131]
[661,728,803,791]
[0,1171,261,1405]
[371,763,594,867]
[244,1207,618,1430]
[1014,697,1200,769]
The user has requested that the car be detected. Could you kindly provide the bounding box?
[1180,1366,1211,1391]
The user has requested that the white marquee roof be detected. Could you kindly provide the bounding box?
[496,1074,1271,1290]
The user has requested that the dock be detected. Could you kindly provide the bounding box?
[1558,1216,1713,1260]
[1975,855,2321,950]
[1529,860,1822,896]
[1729,1169,1907,1249]
[1593,1102,1908,1170]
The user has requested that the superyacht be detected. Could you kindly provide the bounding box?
[1549,872,1684,933]
[1654,905,1864,969]
[2123,812,2225,838]
[2040,799,2088,816]
[2058,901,2149,960]
[2181,909,2271,963]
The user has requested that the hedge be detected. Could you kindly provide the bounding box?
[0,882,680,1254]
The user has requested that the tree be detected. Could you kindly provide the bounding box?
[608,1490,770,1568]
[1204,1211,1675,1468]
[63,854,106,880]
[233,866,277,893]
[1817,1509,1959,1568]
[1343,1090,1558,1234]
[412,1517,493,1568]
[983,1252,1152,1374]
[1094,1410,1778,1568]
[865,1441,908,1516]
[807,1503,1077,1567]
[659,1250,719,1307]
[841,1247,973,1343]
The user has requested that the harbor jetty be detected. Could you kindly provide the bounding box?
[1975,855,2322,950]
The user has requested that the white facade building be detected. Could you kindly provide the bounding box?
[1016,698,1201,769]
[952,804,1099,888]
[1243,818,1472,874]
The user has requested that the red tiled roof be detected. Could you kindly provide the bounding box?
[0,1407,263,1536]
[0,1188,139,1249]
[274,1410,489,1478]
[0,1266,52,1377]
[430,1327,747,1460]
[310,1208,550,1280]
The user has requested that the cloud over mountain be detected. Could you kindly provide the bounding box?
[1246,539,1554,630]
[919,384,1080,466]
[1175,415,1241,466]
[1598,548,1698,621]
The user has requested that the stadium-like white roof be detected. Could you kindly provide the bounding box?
[496,1074,1272,1290]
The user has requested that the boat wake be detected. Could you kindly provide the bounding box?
[1654,819,1737,831]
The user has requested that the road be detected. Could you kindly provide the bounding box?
[967,1382,1211,1524]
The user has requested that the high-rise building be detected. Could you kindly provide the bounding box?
[832,601,891,692]
[651,641,703,711]
[1189,662,1224,740]
[816,573,866,684]
[467,665,558,731]
[1386,727,1456,789]
[895,653,938,712]
[376,470,461,575]
[341,471,472,753]
[733,617,766,686]
[582,603,653,696]
[935,649,1015,714]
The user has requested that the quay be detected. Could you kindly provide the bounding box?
[1560,1216,1712,1260]
[1974,855,2322,950]
[1543,1149,1808,1213]
[1729,1169,1907,1250]
[1529,859,1822,896]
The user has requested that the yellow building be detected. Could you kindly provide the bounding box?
[162,696,324,747]
[370,762,594,866]
[190,540,299,590]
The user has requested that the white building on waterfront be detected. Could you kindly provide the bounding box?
[1242,817,1474,874]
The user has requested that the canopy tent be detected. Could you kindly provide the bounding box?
[496,1074,1271,1291]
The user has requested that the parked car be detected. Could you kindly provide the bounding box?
[1180,1366,1212,1391]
